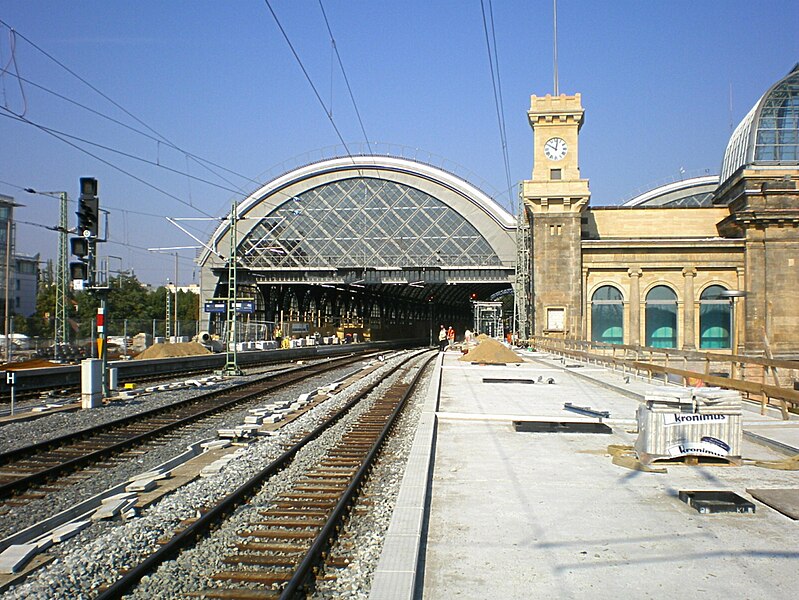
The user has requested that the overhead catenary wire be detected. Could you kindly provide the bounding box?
[262,0,353,159]
[0,105,215,217]
[0,18,323,230]
[0,110,250,201]
[480,0,515,211]
[0,27,27,116]
[3,70,263,191]
[0,18,250,198]
[317,0,373,154]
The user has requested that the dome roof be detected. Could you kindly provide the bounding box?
[720,63,799,184]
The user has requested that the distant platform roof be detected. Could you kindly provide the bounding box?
[622,175,719,207]
[720,63,799,184]
[199,155,517,273]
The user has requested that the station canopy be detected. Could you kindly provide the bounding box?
[199,155,517,306]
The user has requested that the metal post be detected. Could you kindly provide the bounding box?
[55,192,68,361]
[123,318,128,358]
[165,282,172,340]
[3,215,11,362]
[221,200,243,375]
[6,371,14,416]
[174,252,179,340]
[97,300,109,397]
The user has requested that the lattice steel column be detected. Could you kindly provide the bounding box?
[54,192,68,359]
[222,200,243,375]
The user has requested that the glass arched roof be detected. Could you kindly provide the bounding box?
[199,155,517,276]
[720,63,799,183]
[238,177,501,269]
[622,175,719,207]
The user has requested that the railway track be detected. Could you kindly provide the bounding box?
[0,352,382,502]
[95,349,436,600]
[0,342,413,403]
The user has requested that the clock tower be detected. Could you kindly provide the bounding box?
[522,93,591,338]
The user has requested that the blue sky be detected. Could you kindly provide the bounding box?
[1,1,798,286]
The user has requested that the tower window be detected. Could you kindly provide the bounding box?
[550,168,562,180]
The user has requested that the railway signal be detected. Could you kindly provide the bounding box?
[77,177,99,237]
[69,236,90,284]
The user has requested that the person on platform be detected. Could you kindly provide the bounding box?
[438,325,447,351]
[447,326,455,347]
[274,325,283,348]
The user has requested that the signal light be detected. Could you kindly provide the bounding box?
[70,237,89,258]
[69,261,88,281]
[77,177,99,237]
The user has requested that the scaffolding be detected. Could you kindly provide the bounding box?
[513,186,532,340]
[473,301,504,340]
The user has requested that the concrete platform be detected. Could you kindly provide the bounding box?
[372,349,799,599]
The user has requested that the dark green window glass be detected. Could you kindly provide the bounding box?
[591,285,623,344]
[645,285,677,348]
[699,285,731,349]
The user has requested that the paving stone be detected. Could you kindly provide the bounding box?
[51,520,91,543]
[0,543,39,574]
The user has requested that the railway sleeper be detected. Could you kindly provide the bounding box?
[224,555,302,567]
[240,530,318,540]
[250,518,327,527]
[211,570,293,584]
[234,542,309,554]
[188,588,281,599]
[259,509,329,518]
[273,499,336,509]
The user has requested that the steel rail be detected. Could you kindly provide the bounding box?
[0,352,380,500]
[95,350,433,600]
[280,350,436,598]
[0,340,415,401]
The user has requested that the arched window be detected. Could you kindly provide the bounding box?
[591,285,623,344]
[645,285,677,348]
[699,285,731,349]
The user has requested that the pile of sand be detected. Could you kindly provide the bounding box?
[134,342,212,360]
[458,337,522,365]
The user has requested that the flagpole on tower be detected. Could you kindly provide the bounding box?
[553,0,559,96]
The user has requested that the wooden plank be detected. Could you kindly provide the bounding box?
[746,489,799,520]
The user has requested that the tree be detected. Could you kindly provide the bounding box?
[30,271,199,341]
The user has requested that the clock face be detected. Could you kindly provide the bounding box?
[544,137,568,161]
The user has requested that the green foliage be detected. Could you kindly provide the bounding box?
[32,272,198,338]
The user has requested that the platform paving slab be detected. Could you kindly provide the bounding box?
[418,351,799,599]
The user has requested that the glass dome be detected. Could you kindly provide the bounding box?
[720,64,799,183]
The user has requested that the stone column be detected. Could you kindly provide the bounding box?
[736,267,746,353]
[682,267,697,350]
[582,267,589,340]
[628,268,642,346]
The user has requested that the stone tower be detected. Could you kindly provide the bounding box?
[523,93,590,337]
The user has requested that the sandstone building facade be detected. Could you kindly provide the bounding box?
[522,64,799,359]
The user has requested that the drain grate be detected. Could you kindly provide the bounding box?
[678,490,755,514]
[482,378,535,384]
[513,420,612,434]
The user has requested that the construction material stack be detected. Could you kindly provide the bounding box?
[635,386,743,465]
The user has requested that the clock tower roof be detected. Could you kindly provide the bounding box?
[528,93,585,131]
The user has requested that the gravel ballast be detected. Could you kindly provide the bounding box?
[4,351,432,599]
